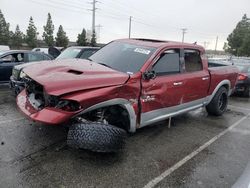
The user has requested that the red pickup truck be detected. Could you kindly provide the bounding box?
[17,39,238,152]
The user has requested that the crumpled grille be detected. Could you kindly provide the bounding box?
[25,78,45,110]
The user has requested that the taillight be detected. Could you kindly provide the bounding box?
[237,73,248,81]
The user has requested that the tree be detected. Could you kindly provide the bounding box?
[11,25,24,48]
[90,31,97,47]
[77,28,87,46]
[226,14,250,56]
[0,9,10,45]
[43,13,54,46]
[239,32,250,56]
[55,25,69,47]
[26,17,38,48]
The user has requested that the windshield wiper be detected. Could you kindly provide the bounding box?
[87,57,93,61]
[98,63,112,69]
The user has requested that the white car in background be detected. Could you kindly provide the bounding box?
[0,45,10,51]
[32,47,49,54]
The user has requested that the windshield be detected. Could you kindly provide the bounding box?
[236,65,250,73]
[89,41,156,74]
[56,48,81,59]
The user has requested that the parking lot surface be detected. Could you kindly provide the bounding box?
[1,85,250,188]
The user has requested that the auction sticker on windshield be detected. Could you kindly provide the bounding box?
[134,48,151,55]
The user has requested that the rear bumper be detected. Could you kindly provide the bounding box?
[17,90,76,125]
[234,82,249,93]
[9,76,25,95]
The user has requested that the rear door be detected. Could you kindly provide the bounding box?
[182,49,210,103]
[140,48,187,126]
[0,53,24,82]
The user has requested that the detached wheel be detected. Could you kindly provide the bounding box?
[206,87,228,116]
[67,123,127,152]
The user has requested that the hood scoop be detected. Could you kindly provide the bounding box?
[67,69,83,75]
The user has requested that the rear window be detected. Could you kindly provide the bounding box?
[184,49,203,72]
[56,48,81,59]
[28,53,44,62]
[80,49,98,59]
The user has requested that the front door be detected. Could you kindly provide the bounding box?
[140,49,187,127]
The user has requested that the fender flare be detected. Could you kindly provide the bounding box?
[73,98,137,133]
[206,79,231,105]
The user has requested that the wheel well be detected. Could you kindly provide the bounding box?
[222,84,229,91]
[81,105,131,132]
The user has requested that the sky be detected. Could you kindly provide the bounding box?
[0,0,250,50]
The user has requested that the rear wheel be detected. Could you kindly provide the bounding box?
[206,87,228,116]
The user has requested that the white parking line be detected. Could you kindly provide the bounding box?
[0,118,25,125]
[144,112,250,188]
[228,105,250,112]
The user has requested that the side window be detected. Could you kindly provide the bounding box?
[0,53,24,63]
[28,53,44,62]
[0,55,13,62]
[153,49,180,76]
[16,53,24,62]
[184,49,202,72]
[79,50,97,59]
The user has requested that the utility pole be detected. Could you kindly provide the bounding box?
[181,28,187,43]
[129,16,132,38]
[214,36,218,52]
[90,0,97,35]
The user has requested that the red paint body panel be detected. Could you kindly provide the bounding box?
[24,59,129,96]
[16,39,238,128]
[208,66,239,95]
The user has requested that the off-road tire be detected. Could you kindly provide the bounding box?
[67,123,127,152]
[206,86,228,116]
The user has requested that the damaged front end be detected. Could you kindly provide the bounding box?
[17,77,82,125]
[24,77,81,112]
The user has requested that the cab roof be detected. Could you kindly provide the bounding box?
[117,38,205,53]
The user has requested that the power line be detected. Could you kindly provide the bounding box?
[28,0,90,15]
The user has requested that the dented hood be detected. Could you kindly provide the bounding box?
[23,59,129,96]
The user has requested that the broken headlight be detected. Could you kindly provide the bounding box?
[19,71,27,79]
[12,68,19,79]
[44,93,81,112]
[55,99,81,112]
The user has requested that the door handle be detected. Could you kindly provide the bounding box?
[202,77,209,80]
[173,82,183,86]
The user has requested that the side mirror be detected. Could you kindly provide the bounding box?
[143,70,156,80]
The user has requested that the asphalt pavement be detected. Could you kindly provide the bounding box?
[0,85,250,188]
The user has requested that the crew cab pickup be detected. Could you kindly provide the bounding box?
[16,39,239,152]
